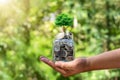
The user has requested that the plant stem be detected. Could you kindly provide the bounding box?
[62,26,66,33]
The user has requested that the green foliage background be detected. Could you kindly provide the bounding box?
[0,0,120,80]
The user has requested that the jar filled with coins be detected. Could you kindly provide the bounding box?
[53,32,74,61]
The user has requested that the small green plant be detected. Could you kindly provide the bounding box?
[55,13,73,32]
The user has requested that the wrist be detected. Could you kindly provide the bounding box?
[77,57,92,73]
[86,57,92,71]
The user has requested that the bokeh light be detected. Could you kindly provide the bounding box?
[0,0,10,5]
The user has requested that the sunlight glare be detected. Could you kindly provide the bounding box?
[0,0,10,5]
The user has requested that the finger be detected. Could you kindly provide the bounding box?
[55,61,72,70]
[55,67,67,75]
[63,74,73,77]
[62,71,76,77]
[64,72,77,77]
[40,56,67,74]
[40,56,55,68]
[61,71,75,77]
[63,69,81,77]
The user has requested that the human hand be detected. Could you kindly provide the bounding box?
[40,56,89,77]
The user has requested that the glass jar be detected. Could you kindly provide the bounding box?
[53,32,74,61]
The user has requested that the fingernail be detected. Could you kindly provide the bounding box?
[40,57,45,61]
[40,58,44,61]
[40,56,45,59]
[40,57,48,63]
[40,56,45,58]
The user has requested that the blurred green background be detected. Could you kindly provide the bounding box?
[0,0,120,80]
